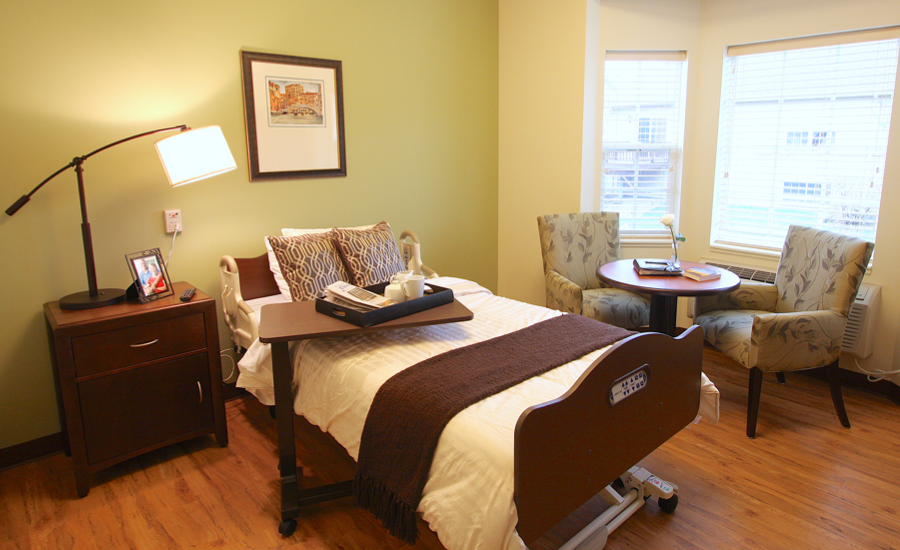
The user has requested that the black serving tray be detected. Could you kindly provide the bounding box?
[315,282,454,327]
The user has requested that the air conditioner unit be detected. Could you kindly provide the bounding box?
[694,259,880,358]
[841,283,881,358]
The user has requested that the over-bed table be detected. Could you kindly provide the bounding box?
[222,234,718,550]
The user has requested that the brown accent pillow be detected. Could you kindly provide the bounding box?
[267,233,350,301]
[332,221,407,287]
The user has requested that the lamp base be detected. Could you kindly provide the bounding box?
[59,288,127,310]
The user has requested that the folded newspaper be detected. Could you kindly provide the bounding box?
[324,281,397,310]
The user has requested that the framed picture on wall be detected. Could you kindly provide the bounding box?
[240,50,347,180]
[126,249,173,303]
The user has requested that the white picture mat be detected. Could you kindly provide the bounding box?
[250,60,340,173]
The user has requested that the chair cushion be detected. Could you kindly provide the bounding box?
[582,288,650,330]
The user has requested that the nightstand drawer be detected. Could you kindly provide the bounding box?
[72,313,206,377]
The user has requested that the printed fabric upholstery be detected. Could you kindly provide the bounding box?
[695,225,874,372]
[268,233,350,302]
[582,288,651,330]
[333,221,407,287]
[537,212,649,329]
[774,225,872,315]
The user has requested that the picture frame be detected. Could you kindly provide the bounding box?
[240,50,346,180]
[126,248,173,303]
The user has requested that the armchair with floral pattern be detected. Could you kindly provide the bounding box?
[694,225,874,437]
[537,212,649,330]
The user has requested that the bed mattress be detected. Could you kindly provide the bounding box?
[237,277,719,550]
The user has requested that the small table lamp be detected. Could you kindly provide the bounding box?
[5,125,237,310]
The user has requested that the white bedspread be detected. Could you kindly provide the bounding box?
[237,277,719,550]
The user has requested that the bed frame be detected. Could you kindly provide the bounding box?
[221,253,704,549]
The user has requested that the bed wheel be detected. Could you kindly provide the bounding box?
[278,519,297,537]
[658,494,678,514]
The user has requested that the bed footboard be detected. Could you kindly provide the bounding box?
[514,325,703,545]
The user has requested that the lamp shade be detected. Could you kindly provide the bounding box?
[155,125,237,187]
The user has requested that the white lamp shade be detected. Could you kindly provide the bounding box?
[155,125,237,187]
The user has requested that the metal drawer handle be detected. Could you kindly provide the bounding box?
[197,381,203,404]
[129,338,159,348]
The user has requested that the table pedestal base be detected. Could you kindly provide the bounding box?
[649,295,678,336]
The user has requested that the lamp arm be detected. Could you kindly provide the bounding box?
[79,124,187,164]
[4,124,188,217]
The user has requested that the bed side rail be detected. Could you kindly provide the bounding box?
[513,326,703,545]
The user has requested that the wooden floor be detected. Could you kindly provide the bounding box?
[2,347,899,550]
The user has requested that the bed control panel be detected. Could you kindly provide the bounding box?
[608,365,649,406]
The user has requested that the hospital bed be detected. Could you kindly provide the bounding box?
[220,226,719,550]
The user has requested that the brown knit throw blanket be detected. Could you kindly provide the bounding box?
[353,313,635,544]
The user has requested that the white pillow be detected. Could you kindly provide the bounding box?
[266,224,376,300]
[281,224,374,237]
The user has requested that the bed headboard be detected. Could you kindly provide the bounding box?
[231,254,279,300]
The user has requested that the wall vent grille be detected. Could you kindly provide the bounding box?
[703,261,777,284]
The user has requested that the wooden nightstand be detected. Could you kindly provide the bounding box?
[44,281,228,497]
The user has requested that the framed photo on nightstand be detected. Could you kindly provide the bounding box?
[126,248,173,303]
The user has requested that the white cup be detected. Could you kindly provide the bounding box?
[402,274,426,300]
[384,282,406,303]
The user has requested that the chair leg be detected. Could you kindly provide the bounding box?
[824,359,851,428]
[747,367,764,438]
[776,372,786,384]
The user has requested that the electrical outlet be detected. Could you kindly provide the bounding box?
[164,209,182,233]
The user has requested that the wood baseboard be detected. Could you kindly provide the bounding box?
[0,432,64,472]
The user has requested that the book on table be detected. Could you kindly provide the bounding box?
[682,266,722,282]
[632,259,682,276]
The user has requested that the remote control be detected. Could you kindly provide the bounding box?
[180,288,196,302]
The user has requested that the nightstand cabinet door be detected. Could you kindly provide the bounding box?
[78,354,215,464]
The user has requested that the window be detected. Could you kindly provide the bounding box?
[711,30,899,250]
[600,51,687,234]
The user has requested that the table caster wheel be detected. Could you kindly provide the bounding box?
[658,494,678,514]
[278,519,297,537]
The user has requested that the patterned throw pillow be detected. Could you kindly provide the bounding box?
[267,233,350,301]
[332,221,407,287]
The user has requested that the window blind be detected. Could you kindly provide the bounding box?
[711,35,899,250]
[600,55,687,234]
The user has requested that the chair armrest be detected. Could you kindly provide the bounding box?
[694,281,778,318]
[749,309,847,372]
[545,270,583,314]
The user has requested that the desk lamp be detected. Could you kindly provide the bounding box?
[5,125,237,310]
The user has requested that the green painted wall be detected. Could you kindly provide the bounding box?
[0,0,499,449]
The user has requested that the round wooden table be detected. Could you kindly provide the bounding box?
[597,259,741,336]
